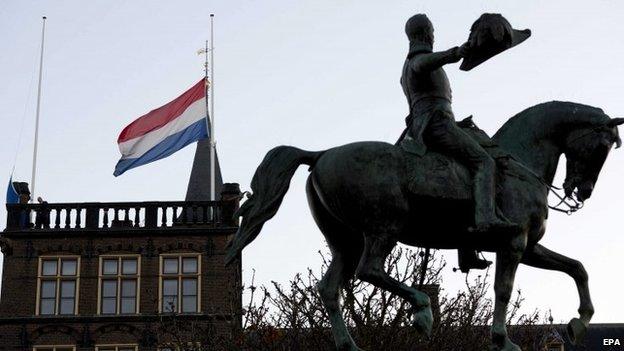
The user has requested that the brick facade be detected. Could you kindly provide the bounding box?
[0,189,242,350]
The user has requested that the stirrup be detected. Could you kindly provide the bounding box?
[457,251,493,273]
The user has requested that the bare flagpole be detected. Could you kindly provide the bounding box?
[209,14,216,202]
[31,16,47,203]
[203,37,211,190]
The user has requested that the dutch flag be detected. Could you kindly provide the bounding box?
[114,79,209,176]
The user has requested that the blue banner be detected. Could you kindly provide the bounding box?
[6,177,19,204]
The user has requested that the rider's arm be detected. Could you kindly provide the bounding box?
[410,47,463,73]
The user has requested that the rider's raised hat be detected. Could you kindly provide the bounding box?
[460,13,531,71]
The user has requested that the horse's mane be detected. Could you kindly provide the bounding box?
[494,101,609,141]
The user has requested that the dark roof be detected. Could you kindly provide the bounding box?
[185,139,223,201]
[548,323,624,350]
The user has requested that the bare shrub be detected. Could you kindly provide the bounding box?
[160,248,554,350]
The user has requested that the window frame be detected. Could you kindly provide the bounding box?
[97,254,141,315]
[158,253,201,313]
[95,344,139,351]
[158,343,200,351]
[33,346,76,351]
[546,343,564,351]
[36,255,81,316]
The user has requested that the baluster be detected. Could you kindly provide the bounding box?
[215,204,221,225]
[161,206,168,227]
[34,206,42,229]
[206,205,212,224]
[181,206,188,225]
[114,208,120,223]
[206,204,213,225]
[42,206,50,229]
[200,205,206,224]
[206,205,213,225]
[75,207,82,228]
[103,208,109,228]
[134,207,141,228]
[192,205,198,225]
[54,208,61,229]
[65,208,72,229]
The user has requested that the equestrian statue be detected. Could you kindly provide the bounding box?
[225,13,624,351]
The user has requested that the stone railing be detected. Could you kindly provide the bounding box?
[4,184,241,232]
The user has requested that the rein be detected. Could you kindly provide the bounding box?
[546,184,584,215]
[505,155,585,215]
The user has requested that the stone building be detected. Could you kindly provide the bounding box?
[0,139,241,350]
[0,182,242,351]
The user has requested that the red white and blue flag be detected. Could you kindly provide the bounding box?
[114,79,209,176]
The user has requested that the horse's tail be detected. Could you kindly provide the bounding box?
[225,146,324,265]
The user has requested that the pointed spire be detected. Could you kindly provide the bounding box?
[185,138,223,201]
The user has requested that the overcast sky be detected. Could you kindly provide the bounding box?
[1,0,623,323]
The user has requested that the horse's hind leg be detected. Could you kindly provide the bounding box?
[355,234,433,336]
[307,178,363,350]
[318,249,362,351]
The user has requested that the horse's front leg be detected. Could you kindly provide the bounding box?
[521,243,593,344]
[491,236,526,351]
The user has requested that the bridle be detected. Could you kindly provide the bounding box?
[519,124,619,215]
[546,184,584,215]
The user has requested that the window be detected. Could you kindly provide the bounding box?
[158,344,200,351]
[546,343,564,351]
[33,346,75,351]
[95,345,138,351]
[98,256,140,314]
[159,254,201,313]
[37,257,80,316]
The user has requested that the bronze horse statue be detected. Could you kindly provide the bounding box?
[226,101,624,351]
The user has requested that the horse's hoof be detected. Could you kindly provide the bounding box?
[412,307,433,337]
[567,317,587,345]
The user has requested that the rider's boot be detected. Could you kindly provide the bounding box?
[468,158,522,236]
[458,249,492,273]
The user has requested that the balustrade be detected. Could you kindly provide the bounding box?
[5,200,233,232]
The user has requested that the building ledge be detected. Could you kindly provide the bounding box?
[0,313,239,325]
[4,200,240,235]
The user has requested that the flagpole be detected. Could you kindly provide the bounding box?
[31,16,47,203]
[209,13,216,202]
[203,36,211,195]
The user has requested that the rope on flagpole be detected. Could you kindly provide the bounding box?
[9,18,42,183]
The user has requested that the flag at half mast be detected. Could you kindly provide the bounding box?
[114,79,209,176]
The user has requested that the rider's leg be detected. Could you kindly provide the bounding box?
[424,109,517,271]
[424,110,518,231]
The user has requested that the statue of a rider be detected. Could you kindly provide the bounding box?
[398,14,523,272]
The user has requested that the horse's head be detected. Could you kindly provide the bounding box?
[562,117,624,201]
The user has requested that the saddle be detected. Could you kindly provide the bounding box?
[399,116,518,201]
